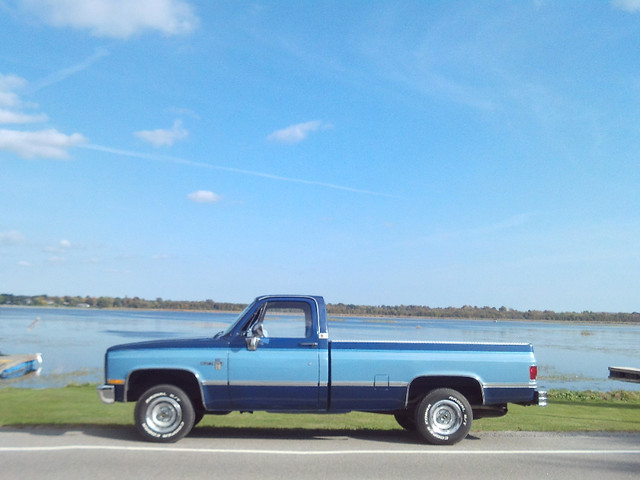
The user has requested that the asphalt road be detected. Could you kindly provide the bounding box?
[1,426,639,479]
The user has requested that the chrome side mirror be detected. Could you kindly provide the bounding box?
[245,335,260,351]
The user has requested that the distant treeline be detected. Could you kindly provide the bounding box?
[2,293,639,323]
[0,294,241,312]
[328,303,640,323]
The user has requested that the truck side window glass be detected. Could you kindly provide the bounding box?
[261,301,312,338]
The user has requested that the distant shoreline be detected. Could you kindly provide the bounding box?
[2,301,640,325]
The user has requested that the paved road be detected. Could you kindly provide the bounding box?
[1,426,639,479]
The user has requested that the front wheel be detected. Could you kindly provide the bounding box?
[414,388,472,445]
[134,384,195,443]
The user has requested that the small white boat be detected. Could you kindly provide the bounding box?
[0,353,43,380]
[608,366,640,384]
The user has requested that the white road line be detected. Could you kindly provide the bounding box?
[1,446,640,455]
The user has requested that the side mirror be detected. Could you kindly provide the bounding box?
[245,335,260,351]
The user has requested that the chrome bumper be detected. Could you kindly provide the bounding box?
[97,384,115,404]
[537,390,548,407]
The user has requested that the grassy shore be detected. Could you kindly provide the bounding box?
[1,386,639,433]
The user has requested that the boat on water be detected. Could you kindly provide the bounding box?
[0,353,43,380]
[609,366,640,384]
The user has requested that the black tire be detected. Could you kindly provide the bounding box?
[193,409,205,427]
[414,388,472,445]
[134,384,195,443]
[394,411,416,431]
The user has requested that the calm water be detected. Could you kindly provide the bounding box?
[1,306,639,391]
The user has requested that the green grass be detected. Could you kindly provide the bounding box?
[1,385,639,433]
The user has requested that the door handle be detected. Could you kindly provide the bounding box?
[299,342,318,348]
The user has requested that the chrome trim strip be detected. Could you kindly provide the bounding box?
[202,380,228,387]
[203,380,330,388]
[331,380,409,388]
[228,380,320,387]
[332,340,533,346]
[389,381,407,388]
[482,382,535,389]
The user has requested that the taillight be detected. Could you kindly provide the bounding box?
[530,365,538,380]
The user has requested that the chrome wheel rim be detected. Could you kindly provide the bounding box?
[145,396,183,434]
[427,399,463,435]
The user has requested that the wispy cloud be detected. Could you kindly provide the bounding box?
[135,120,188,147]
[23,0,199,38]
[267,120,332,144]
[0,109,48,124]
[0,74,28,108]
[44,239,74,253]
[82,144,395,197]
[187,190,221,203]
[46,255,66,265]
[31,47,109,92]
[612,0,640,12]
[0,230,26,247]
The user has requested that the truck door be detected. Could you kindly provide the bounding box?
[227,299,322,410]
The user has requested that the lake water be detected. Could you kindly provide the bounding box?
[2,306,639,391]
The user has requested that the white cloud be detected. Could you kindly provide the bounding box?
[0,128,87,159]
[187,190,221,203]
[0,74,28,109]
[24,0,199,38]
[0,92,20,109]
[44,239,73,253]
[18,261,33,267]
[267,120,332,144]
[135,120,188,147]
[0,230,26,246]
[0,74,27,94]
[612,0,640,12]
[0,73,49,125]
[0,109,48,124]
[0,73,87,159]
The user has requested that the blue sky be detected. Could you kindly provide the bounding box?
[1,1,639,312]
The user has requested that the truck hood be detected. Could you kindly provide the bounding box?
[107,336,225,353]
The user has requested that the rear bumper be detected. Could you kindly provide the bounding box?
[523,390,547,406]
[97,384,115,404]
[514,390,547,407]
[537,390,548,406]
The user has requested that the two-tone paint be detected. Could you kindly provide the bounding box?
[99,294,545,415]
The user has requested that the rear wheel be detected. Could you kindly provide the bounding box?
[394,411,416,431]
[134,384,195,443]
[414,388,472,445]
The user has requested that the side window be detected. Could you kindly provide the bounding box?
[261,301,313,339]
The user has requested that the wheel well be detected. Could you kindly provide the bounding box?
[407,376,483,407]
[126,369,204,409]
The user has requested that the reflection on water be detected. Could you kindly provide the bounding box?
[1,306,639,391]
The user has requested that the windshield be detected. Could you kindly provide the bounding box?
[217,301,255,337]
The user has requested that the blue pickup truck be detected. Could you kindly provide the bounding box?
[98,295,546,445]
